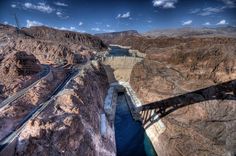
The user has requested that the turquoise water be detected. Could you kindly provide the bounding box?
[109,46,131,56]
[114,92,157,156]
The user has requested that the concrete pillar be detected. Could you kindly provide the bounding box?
[100,113,107,138]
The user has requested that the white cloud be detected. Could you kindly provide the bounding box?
[220,0,236,8]
[147,20,152,23]
[26,20,43,27]
[116,12,130,19]
[69,27,77,31]
[24,2,54,13]
[191,1,235,16]
[56,11,69,19]
[190,8,200,14]
[216,19,228,25]
[203,22,211,26]
[106,24,110,27]
[102,29,115,32]
[54,26,86,33]
[3,21,15,27]
[56,11,62,16]
[54,2,68,7]
[11,4,16,8]
[91,27,100,31]
[182,20,192,25]
[153,0,178,8]
[198,7,224,16]
[79,22,83,26]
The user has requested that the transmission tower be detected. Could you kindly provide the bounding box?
[14,13,20,34]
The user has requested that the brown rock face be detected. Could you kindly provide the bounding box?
[0,25,107,64]
[0,50,43,99]
[95,30,140,44]
[22,26,107,51]
[129,37,236,155]
[0,51,41,81]
[16,62,116,156]
[4,51,40,75]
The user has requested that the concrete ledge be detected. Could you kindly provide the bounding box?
[109,44,146,58]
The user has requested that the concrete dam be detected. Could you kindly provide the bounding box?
[101,46,166,156]
[102,56,143,83]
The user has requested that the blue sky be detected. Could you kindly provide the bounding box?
[0,0,236,34]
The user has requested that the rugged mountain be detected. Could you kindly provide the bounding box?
[95,27,236,50]
[144,26,236,38]
[95,30,140,44]
[0,51,41,79]
[0,51,42,98]
[129,36,236,155]
[0,24,107,64]
[0,23,107,100]
[22,26,107,51]
[15,61,116,156]
[97,33,236,55]
[0,24,115,155]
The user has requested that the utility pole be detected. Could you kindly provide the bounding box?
[14,13,20,34]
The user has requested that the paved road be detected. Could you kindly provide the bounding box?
[0,65,50,110]
[0,68,79,152]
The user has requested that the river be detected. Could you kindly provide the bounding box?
[115,93,157,156]
[109,46,157,156]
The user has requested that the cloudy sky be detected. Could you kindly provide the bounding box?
[0,0,236,34]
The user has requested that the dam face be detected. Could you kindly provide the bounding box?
[102,46,157,156]
[102,56,143,83]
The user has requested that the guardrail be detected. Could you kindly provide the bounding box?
[0,65,50,110]
[0,68,79,153]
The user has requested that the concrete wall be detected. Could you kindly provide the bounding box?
[102,56,143,83]
[128,49,146,58]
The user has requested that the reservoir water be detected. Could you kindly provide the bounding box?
[108,46,131,56]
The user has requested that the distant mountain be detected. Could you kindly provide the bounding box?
[0,24,107,64]
[95,30,140,44]
[143,26,236,38]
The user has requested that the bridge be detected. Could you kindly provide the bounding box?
[136,79,236,129]
[101,54,236,152]
[101,55,236,129]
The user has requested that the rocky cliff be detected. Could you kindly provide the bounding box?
[0,51,41,78]
[0,51,42,98]
[15,61,116,156]
[130,37,236,155]
[95,30,140,44]
[144,26,236,38]
[96,33,236,55]
[0,24,107,64]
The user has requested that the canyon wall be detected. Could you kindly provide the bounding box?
[0,23,108,99]
[130,37,236,156]
[95,30,140,45]
[97,30,236,155]
[15,61,116,156]
[0,24,107,64]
